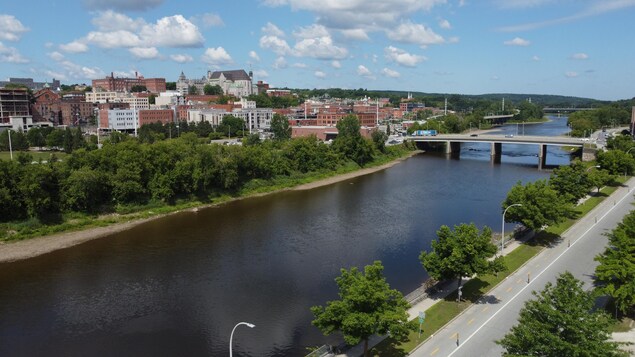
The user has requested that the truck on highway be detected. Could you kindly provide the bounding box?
[412,129,438,136]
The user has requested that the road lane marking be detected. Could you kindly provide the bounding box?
[482,306,489,312]
[450,332,458,340]
[446,184,634,357]
[467,318,475,325]
[431,347,439,355]
[516,278,523,284]
[506,287,513,292]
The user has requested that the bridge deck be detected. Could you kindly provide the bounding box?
[407,134,584,147]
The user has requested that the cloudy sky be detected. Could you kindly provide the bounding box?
[1,0,634,100]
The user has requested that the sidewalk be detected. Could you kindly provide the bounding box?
[338,178,634,357]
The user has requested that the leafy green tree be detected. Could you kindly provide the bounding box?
[0,129,29,151]
[63,127,74,153]
[270,113,291,141]
[333,115,374,166]
[595,210,635,315]
[218,115,245,137]
[311,261,415,357]
[73,127,86,151]
[148,94,156,105]
[188,85,198,95]
[62,166,109,212]
[549,162,591,203]
[502,180,569,230]
[497,272,628,357]
[420,223,505,291]
[203,84,223,95]
[371,130,388,153]
[46,129,65,148]
[166,82,176,90]
[27,127,47,149]
[243,133,261,146]
[597,150,635,176]
[130,85,147,92]
[0,160,25,219]
[18,164,61,219]
[606,135,634,152]
[587,169,613,193]
[284,136,338,173]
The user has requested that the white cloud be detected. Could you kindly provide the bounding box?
[494,0,555,9]
[439,19,452,29]
[170,54,193,63]
[386,22,445,46]
[45,70,68,81]
[86,30,142,48]
[263,0,446,30]
[273,56,288,69]
[532,55,540,61]
[381,68,400,78]
[491,75,500,80]
[340,29,370,41]
[293,24,330,39]
[497,0,635,32]
[292,62,307,68]
[384,46,426,67]
[139,15,204,47]
[201,47,233,65]
[48,51,65,61]
[571,53,588,60]
[129,46,159,59]
[0,42,28,63]
[262,22,285,37]
[294,36,348,59]
[357,65,372,76]
[259,35,292,56]
[504,37,530,46]
[253,69,269,78]
[56,59,105,80]
[249,50,260,61]
[565,71,579,78]
[198,13,224,28]
[82,0,163,11]
[314,70,326,79]
[0,15,29,41]
[60,41,89,53]
[91,10,144,31]
[331,60,342,69]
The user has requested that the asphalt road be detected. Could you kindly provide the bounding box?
[410,179,635,357]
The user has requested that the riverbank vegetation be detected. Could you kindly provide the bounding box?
[567,104,633,137]
[0,115,415,241]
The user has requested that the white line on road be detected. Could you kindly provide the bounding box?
[446,186,633,357]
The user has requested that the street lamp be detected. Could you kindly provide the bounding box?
[502,204,522,254]
[230,322,255,357]
[586,165,600,172]
[7,129,13,160]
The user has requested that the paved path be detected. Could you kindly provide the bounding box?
[410,178,635,357]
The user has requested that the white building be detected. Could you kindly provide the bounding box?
[154,91,185,108]
[102,109,138,132]
[187,107,272,133]
[85,90,149,110]
[208,70,254,98]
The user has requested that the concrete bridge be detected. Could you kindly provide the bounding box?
[408,134,585,169]
[543,107,595,113]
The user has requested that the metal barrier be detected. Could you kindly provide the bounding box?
[304,344,334,357]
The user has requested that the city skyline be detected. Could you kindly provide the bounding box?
[1,0,634,100]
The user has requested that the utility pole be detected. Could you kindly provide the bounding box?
[502,98,505,112]
[444,98,447,116]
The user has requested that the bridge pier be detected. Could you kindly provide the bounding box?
[490,142,502,164]
[445,141,461,158]
[538,144,547,170]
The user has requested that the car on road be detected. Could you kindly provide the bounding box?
[470,134,478,137]
[505,134,514,138]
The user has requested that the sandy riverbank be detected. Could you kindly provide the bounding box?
[0,151,420,264]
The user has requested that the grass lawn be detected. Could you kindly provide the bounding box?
[0,150,67,161]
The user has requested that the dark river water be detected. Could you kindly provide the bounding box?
[0,117,571,356]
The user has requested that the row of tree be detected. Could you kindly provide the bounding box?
[568,105,632,137]
[0,126,89,154]
[0,114,408,224]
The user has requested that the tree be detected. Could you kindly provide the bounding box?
[333,115,374,167]
[497,272,628,357]
[587,169,613,193]
[597,150,635,176]
[203,84,223,95]
[46,129,65,149]
[130,85,147,92]
[311,261,415,357]
[420,223,505,291]
[188,85,198,95]
[549,162,591,203]
[166,82,176,90]
[218,115,244,137]
[270,113,291,141]
[502,180,569,230]
[148,94,156,105]
[595,210,635,315]
[371,130,388,153]
[27,127,47,149]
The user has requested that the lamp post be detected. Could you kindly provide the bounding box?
[586,165,600,172]
[7,129,13,160]
[502,204,522,254]
[230,322,255,357]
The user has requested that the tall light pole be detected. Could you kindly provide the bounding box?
[230,322,255,357]
[502,204,522,254]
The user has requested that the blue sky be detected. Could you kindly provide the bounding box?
[1,0,634,100]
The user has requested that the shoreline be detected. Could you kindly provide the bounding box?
[0,151,420,264]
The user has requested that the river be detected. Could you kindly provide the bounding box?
[0,117,571,356]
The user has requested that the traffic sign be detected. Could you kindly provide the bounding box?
[418,311,425,323]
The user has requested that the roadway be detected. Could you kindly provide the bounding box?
[410,178,635,357]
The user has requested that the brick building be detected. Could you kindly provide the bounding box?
[92,72,166,93]
[138,109,174,126]
[316,112,377,127]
